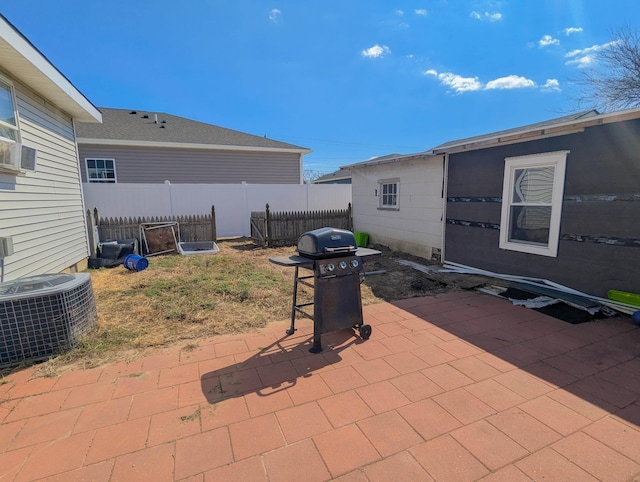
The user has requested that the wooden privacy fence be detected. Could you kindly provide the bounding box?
[86,206,217,256]
[251,203,352,247]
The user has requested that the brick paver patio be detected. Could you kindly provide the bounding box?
[1,291,640,481]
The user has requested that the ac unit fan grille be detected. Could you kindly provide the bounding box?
[0,274,97,368]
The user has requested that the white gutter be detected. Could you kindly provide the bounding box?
[343,151,436,170]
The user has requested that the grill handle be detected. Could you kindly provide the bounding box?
[323,245,356,253]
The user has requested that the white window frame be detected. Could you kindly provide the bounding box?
[0,74,22,172]
[499,150,569,257]
[378,178,399,210]
[85,158,117,183]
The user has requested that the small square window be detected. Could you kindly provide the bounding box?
[85,158,117,183]
[378,179,399,209]
[499,151,568,257]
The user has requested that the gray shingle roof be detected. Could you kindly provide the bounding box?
[313,168,351,183]
[75,108,309,151]
[430,110,600,152]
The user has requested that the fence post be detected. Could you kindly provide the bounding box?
[265,203,271,247]
[211,205,217,242]
[348,203,353,231]
[211,204,218,243]
[86,209,98,257]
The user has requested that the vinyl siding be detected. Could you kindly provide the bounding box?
[77,144,302,184]
[351,156,445,259]
[0,79,88,281]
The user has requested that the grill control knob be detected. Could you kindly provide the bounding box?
[339,261,347,270]
[326,263,335,272]
[350,259,359,268]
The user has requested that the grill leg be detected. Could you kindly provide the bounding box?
[309,320,323,353]
[286,266,299,336]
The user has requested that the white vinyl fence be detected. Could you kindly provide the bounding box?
[82,182,352,238]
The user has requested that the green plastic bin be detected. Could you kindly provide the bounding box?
[608,290,640,307]
[354,232,369,247]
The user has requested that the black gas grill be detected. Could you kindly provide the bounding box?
[270,228,381,353]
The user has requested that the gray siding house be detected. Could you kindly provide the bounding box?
[76,108,310,184]
[312,168,352,184]
[439,108,640,298]
[347,108,640,298]
[0,14,102,281]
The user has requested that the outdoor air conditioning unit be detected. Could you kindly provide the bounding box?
[0,273,98,368]
[0,141,21,172]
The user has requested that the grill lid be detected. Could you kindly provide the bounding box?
[297,227,357,258]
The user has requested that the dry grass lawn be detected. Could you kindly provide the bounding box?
[20,238,449,376]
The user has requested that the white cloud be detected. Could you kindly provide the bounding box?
[565,41,617,68]
[268,8,281,23]
[361,44,391,59]
[426,69,540,93]
[470,11,502,22]
[539,35,560,47]
[542,79,561,92]
[566,54,595,68]
[564,27,583,36]
[485,75,536,90]
[425,69,482,93]
[395,9,404,15]
[414,9,428,16]
[565,41,617,58]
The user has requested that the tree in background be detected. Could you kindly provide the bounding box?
[303,169,329,183]
[575,27,640,112]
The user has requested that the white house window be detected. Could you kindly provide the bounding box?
[86,158,117,183]
[499,151,568,257]
[379,179,399,209]
[0,77,22,172]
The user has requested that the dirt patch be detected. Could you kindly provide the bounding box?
[359,244,451,302]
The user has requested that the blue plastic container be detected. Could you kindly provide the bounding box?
[123,254,149,271]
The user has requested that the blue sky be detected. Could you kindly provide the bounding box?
[2,1,638,174]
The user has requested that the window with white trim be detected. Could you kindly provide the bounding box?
[378,179,399,209]
[86,158,117,183]
[0,76,22,172]
[499,150,568,257]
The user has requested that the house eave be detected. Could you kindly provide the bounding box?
[433,107,640,155]
[77,137,313,154]
[0,15,102,123]
[313,176,350,183]
[344,151,437,169]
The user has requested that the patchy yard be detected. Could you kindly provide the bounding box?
[26,238,452,375]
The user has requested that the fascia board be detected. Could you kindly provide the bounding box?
[433,107,640,155]
[344,152,437,169]
[77,137,312,154]
[0,17,101,123]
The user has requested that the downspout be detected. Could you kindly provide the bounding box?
[299,152,304,184]
[73,118,93,258]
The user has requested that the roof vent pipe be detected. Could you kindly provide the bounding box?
[154,114,158,124]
